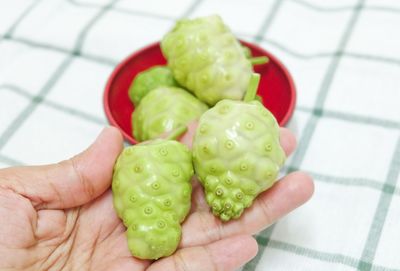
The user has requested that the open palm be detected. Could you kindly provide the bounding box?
[0,127,313,271]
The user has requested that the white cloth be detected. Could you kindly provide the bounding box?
[0,0,399,270]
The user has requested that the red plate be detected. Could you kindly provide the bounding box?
[104,40,296,144]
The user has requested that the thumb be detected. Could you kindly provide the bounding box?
[0,126,123,210]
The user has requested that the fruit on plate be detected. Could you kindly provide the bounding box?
[128,66,178,106]
[161,15,254,106]
[192,74,285,221]
[132,86,208,142]
[112,129,193,259]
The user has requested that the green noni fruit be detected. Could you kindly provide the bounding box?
[112,139,193,260]
[192,75,285,221]
[128,66,178,106]
[132,86,208,142]
[161,15,253,106]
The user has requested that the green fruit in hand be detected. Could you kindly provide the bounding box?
[112,139,193,260]
[128,66,178,106]
[192,75,285,221]
[161,15,253,106]
[132,86,208,142]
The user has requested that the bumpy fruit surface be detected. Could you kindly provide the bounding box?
[161,15,253,106]
[112,139,193,259]
[128,66,178,106]
[132,86,208,142]
[192,99,285,221]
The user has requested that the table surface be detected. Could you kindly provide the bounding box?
[0,1,399,270]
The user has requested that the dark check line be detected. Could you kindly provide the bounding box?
[296,106,400,130]
[0,0,120,150]
[238,32,400,67]
[292,0,400,14]
[312,171,400,197]
[264,237,359,268]
[261,38,335,59]
[43,99,106,125]
[243,1,285,270]
[67,0,176,21]
[366,5,400,14]
[287,0,365,173]
[0,154,25,166]
[261,38,400,67]
[285,166,400,197]
[267,2,366,270]
[68,0,400,18]
[0,84,106,125]
[253,0,284,42]
[242,227,275,271]
[3,36,118,66]
[6,26,400,71]
[260,237,400,271]
[73,0,120,54]
[110,6,175,21]
[291,0,355,12]
[358,137,400,270]
[344,52,400,66]
[179,0,204,18]
[0,56,74,150]
[2,9,400,70]
[2,0,43,38]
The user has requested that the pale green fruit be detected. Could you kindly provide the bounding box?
[132,86,208,142]
[128,66,178,106]
[112,139,193,259]
[192,99,285,221]
[161,15,253,106]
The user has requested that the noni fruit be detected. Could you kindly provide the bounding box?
[161,15,253,106]
[132,86,208,142]
[112,139,193,259]
[128,66,178,106]
[192,75,285,221]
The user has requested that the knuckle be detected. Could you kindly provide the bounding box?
[69,158,95,199]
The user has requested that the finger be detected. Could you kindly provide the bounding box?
[280,127,297,157]
[77,190,125,245]
[181,171,314,247]
[96,231,151,271]
[105,258,150,271]
[0,188,37,248]
[148,235,258,271]
[0,127,123,210]
[179,120,198,149]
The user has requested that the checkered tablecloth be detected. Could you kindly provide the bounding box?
[0,0,399,270]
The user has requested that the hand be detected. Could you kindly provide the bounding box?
[0,127,313,271]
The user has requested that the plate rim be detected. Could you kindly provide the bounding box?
[103,40,296,144]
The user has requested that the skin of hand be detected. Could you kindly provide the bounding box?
[0,126,313,271]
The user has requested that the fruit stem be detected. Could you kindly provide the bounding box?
[243,73,261,102]
[166,125,188,140]
[249,56,269,65]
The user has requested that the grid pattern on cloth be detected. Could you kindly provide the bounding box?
[0,1,399,270]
